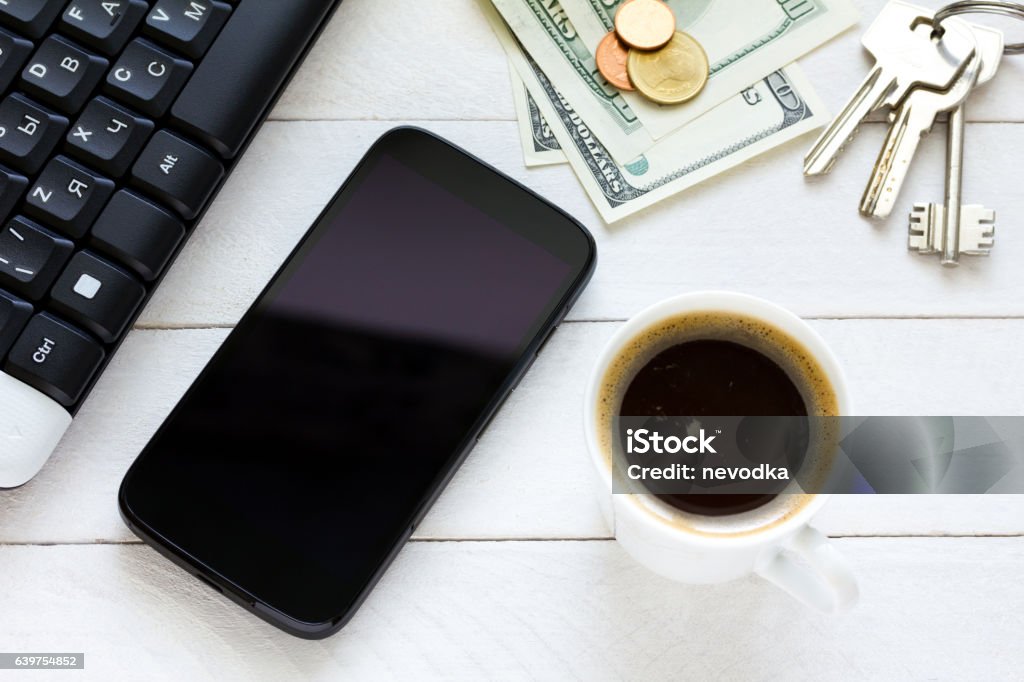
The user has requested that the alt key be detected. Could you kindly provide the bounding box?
[4,312,104,406]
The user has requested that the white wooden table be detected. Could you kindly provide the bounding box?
[2,1,1023,679]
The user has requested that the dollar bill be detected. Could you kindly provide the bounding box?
[481,1,829,223]
[490,0,655,163]
[490,0,855,163]
[509,66,566,167]
[559,0,859,139]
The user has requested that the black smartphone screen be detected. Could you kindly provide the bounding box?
[120,128,595,636]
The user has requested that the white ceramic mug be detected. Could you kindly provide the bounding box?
[583,291,858,613]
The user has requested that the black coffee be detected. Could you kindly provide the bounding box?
[597,311,837,519]
[620,339,805,515]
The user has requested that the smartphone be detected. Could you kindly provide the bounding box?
[118,127,596,639]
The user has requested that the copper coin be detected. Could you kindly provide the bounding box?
[595,31,634,91]
[614,0,676,51]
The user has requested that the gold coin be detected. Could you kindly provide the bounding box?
[627,31,709,105]
[614,0,675,51]
[595,31,634,91]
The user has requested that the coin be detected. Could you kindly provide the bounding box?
[595,31,634,91]
[614,0,676,51]
[627,31,709,105]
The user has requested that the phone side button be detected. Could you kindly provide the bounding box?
[477,376,522,441]
[476,351,539,442]
[536,325,559,355]
[193,573,223,594]
[475,411,498,442]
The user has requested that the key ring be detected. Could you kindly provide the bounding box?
[934,1,1024,54]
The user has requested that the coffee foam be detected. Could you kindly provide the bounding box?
[595,311,840,537]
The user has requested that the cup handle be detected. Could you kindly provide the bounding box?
[755,525,858,613]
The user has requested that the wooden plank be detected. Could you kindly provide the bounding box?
[271,0,515,122]
[136,119,1024,327]
[271,0,1024,123]
[3,320,1022,545]
[0,539,1020,679]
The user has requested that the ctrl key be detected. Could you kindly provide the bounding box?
[4,313,104,407]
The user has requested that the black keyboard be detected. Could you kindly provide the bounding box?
[0,0,342,487]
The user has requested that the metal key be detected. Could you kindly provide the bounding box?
[859,20,1000,218]
[803,1,976,176]
[908,23,1003,265]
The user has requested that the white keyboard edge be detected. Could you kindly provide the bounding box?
[0,372,71,488]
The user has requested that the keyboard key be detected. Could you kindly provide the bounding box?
[0,28,33,91]
[19,35,108,113]
[104,38,192,118]
[49,250,145,344]
[131,130,223,219]
[170,0,334,158]
[66,97,152,177]
[0,287,32,357]
[25,155,115,237]
[90,190,183,281]
[0,93,68,174]
[0,0,64,39]
[0,216,72,300]
[0,166,28,222]
[59,0,148,55]
[144,0,231,60]
[0,0,338,478]
[4,311,104,406]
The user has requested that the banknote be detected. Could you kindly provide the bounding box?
[509,67,566,167]
[559,0,859,138]
[490,0,655,163]
[490,0,855,163]
[482,2,828,223]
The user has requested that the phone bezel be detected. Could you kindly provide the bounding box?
[119,127,597,639]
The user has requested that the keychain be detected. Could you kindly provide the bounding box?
[804,0,1024,266]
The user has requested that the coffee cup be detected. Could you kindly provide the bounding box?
[583,291,858,612]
